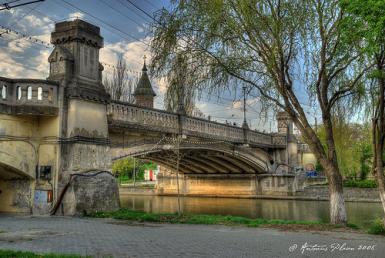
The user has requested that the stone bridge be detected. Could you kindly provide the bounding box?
[108,101,287,173]
[0,19,315,215]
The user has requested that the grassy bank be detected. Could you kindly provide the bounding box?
[0,250,88,258]
[88,208,361,231]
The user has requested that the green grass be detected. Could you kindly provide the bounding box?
[88,208,337,228]
[343,179,377,188]
[0,250,89,258]
[368,218,385,235]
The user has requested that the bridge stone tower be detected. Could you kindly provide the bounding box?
[48,20,119,215]
[133,59,156,108]
[276,111,298,172]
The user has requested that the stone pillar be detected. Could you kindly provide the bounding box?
[49,19,119,215]
[276,111,298,172]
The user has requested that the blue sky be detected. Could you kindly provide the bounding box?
[0,0,319,132]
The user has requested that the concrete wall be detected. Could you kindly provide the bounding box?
[67,99,108,138]
[296,185,381,202]
[0,112,60,213]
[157,173,297,197]
[0,179,32,213]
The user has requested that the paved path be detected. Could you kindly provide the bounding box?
[0,214,384,258]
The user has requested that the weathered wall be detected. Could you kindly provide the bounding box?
[59,171,120,216]
[67,99,108,138]
[296,185,381,202]
[0,179,32,213]
[0,113,60,214]
[0,114,39,178]
[157,173,297,197]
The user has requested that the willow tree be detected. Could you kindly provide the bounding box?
[150,0,366,224]
[164,53,196,115]
[342,0,385,226]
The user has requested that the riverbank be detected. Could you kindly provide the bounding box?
[87,208,385,235]
[120,185,382,202]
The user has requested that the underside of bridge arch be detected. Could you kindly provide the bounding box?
[114,146,270,174]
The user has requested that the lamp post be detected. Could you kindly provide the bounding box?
[242,85,249,129]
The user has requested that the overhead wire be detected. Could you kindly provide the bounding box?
[60,0,149,46]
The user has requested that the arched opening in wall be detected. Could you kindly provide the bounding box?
[27,86,32,100]
[17,86,22,100]
[1,85,6,99]
[37,87,43,100]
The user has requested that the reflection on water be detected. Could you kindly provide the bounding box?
[120,195,383,227]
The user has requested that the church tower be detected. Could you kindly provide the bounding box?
[133,57,156,108]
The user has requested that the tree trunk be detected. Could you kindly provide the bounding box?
[322,159,347,225]
[375,149,385,226]
[374,60,385,227]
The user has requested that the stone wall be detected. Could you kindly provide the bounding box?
[60,171,120,216]
[295,185,381,202]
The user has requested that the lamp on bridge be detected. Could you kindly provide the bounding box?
[242,85,249,130]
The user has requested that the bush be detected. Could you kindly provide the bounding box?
[368,219,385,235]
[343,179,377,188]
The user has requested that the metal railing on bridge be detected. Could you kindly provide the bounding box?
[107,101,286,148]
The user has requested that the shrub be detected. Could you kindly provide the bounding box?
[368,219,385,235]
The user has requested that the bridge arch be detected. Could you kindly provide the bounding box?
[111,142,273,174]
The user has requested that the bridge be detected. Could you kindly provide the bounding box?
[0,19,315,215]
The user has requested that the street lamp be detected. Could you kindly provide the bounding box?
[242,85,249,129]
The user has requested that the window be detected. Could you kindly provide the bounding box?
[1,85,6,99]
[27,86,32,100]
[37,87,43,100]
[17,86,22,100]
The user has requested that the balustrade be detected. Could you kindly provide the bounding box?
[0,77,59,116]
[108,101,287,147]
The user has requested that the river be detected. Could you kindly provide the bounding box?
[120,194,384,227]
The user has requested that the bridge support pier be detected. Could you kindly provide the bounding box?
[156,173,297,197]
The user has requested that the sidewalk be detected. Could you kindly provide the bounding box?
[0,214,384,258]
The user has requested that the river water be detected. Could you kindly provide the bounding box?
[120,194,384,227]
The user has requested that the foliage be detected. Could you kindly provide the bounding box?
[164,53,196,115]
[0,250,88,258]
[112,158,157,181]
[368,218,385,235]
[341,0,385,58]
[317,121,372,179]
[343,179,377,188]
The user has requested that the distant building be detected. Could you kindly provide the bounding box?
[133,59,156,108]
[144,166,160,181]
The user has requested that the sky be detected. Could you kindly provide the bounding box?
[0,0,319,133]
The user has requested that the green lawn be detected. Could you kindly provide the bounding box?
[87,208,362,230]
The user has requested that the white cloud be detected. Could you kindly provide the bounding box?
[68,12,85,20]
[137,26,145,33]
